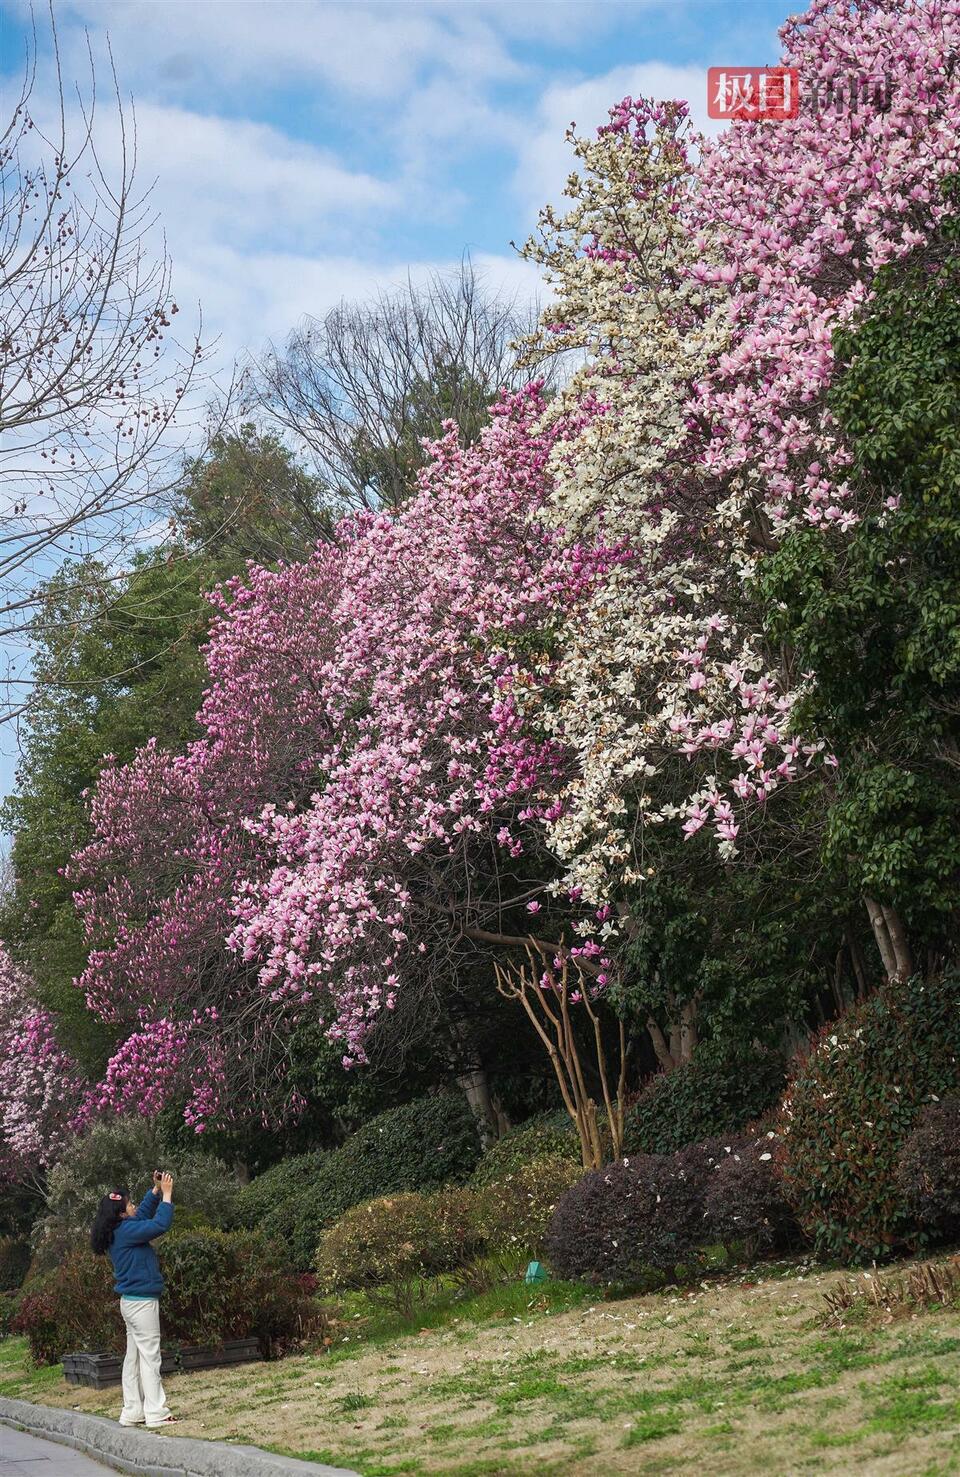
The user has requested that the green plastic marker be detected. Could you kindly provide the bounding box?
[525,1260,548,1285]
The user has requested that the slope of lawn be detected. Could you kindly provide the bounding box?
[3,1258,960,1476]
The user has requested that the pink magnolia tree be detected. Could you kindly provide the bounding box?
[512,0,960,992]
[0,945,89,1184]
[73,391,607,1131]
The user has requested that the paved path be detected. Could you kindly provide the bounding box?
[0,1422,112,1474]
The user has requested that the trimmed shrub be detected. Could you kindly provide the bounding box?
[315,1189,482,1294]
[15,1229,319,1365]
[545,1157,660,1286]
[473,1155,583,1255]
[703,1131,797,1256]
[236,1152,328,1241]
[779,972,960,1262]
[471,1114,580,1188]
[897,1098,960,1238]
[245,1095,483,1270]
[625,1043,785,1156]
[546,1139,758,1286]
[38,1117,242,1271]
[0,1237,30,1291]
[639,1139,728,1270]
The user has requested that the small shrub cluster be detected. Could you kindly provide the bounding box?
[470,1114,580,1187]
[546,1156,660,1286]
[315,1155,580,1296]
[14,1253,119,1364]
[624,1043,785,1156]
[161,1228,321,1354]
[34,1118,242,1274]
[896,1097,960,1238]
[315,1189,482,1294]
[242,1095,483,1269]
[14,1228,321,1366]
[473,1156,583,1255]
[546,1133,795,1286]
[778,971,960,1262]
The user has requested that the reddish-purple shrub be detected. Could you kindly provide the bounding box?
[897,1098,960,1239]
[702,1131,796,1254]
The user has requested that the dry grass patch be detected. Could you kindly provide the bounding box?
[3,1259,960,1474]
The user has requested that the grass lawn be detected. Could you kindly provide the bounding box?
[3,1259,960,1475]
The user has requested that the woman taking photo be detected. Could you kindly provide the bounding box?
[90,1170,177,1428]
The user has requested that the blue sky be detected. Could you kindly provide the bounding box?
[1,0,788,367]
[0,0,788,810]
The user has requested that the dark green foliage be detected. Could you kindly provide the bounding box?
[171,425,331,567]
[236,1152,328,1243]
[35,1118,242,1272]
[702,1132,796,1255]
[759,216,960,952]
[778,972,960,1262]
[0,1237,30,1291]
[896,1098,960,1239]
[470,1112,580,1187]
[614,852,848,1082]
[242,1095,483,1270]
[624,1042,786,1155]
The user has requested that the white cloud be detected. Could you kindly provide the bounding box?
[515,61,724,223]
[38,0,524,101]
[118,104,397,251]
[169,244,544,370]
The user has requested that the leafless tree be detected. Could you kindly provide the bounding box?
[0,11,209,720]
[254,259,550,512]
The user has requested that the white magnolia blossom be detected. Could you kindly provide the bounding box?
[519,100,805,903]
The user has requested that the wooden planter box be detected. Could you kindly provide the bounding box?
[62,1338,261,1389]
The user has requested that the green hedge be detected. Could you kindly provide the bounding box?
[243,1095,483,1270]
[236,1152,328,1243]
[471,1113,580,1187]
[315,1154,582,1294]
[624,1043,785,1155]
[779,971,960,1262]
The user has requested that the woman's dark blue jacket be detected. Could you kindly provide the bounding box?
[108,1189,174,1298]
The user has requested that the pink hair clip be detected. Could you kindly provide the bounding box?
[108,1193,123,1201]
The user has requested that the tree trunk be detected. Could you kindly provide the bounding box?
[679,998,699,1063]
[456,1065,510,1148]
[646,1015,675,1071]
[864,896,914,982]
[845,924,870,998]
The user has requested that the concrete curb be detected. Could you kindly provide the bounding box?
[0,1396,358,1476]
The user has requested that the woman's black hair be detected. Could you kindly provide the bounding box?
[90,1187,129,1255]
